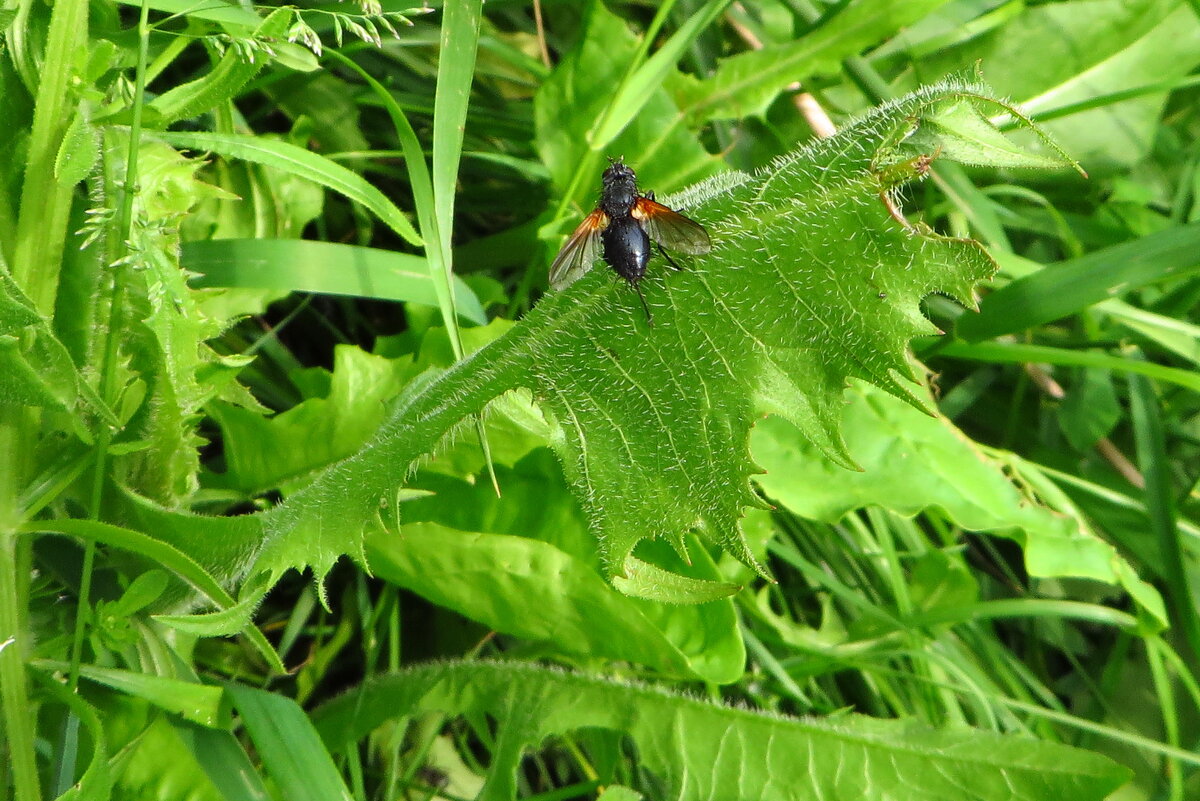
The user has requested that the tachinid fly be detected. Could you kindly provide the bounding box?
[548,159,711,325]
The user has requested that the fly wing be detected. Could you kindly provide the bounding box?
[548,209,608,290]
[632,197,711,254]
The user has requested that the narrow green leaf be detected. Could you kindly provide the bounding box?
[938,341,1200,394]
[154,589,264,638]
[172,720,272,801]
[428,0,483,351]
[25,519,236,608]
[29,671,112,801]
[957,221,1200,341]
[38,662,231,728]
[1102,301,1200,366]
[183,239,486,324]
[112,0,261,29]
[314,661,1130,801]
[157,131,421,246]
[1058,368,1121,450]
[536,3,724,200]
[226,684,354,801]
[1129,375,1200,656]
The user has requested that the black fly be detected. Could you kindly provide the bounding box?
[548,159,711,325]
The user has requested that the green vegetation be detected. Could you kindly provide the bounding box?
[1,1,1197,799]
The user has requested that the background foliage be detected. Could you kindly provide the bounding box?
[2,0,1199,799]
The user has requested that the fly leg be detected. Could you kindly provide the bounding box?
[656,243,683,271]
[631,280,654,327]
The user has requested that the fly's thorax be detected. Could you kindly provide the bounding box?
[600,164,639,217]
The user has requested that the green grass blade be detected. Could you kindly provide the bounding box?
[937,341,1200,394]
[157,131,422,246]
[587,0,731,149]
[172,720,272,801]
[1129,374,1200,657]
[429,0,484,357]
[957,222,1200,341]
[183,239,486,324]
[35,661,231,728]
[227,683,355,801]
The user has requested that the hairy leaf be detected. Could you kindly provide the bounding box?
[312,661,1129,801]
[251,81,1057,599]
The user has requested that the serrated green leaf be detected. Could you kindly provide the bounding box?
[313,661,1130,801]
[902,0,1200,169]
[246,81,1044,599]
[612,555,740,604]
[907,96,1075,170]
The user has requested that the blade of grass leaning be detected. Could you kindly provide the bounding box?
[172,720,272,801]
[937,341,1200,394]
[34,660,230,727]
[325,35,501,492]
[156,131,422,247]
[428,1,504,494]
[183,239,486,325]
[957,221,1200,341]
[429,0,483,357]
[226,683,355,801]
[1129,374,1200,659]
[587,0,731,149]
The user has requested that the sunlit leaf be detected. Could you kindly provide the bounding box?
[313,661,1129,801]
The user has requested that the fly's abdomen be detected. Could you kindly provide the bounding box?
[601,219,650,283]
